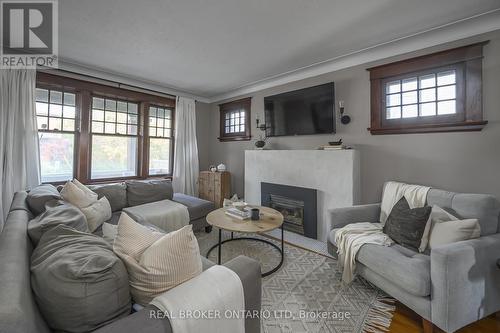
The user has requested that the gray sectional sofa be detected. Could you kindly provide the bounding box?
[328,184,500,333]
[0,180,262,333]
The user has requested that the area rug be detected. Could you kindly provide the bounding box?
[196,231,395,333]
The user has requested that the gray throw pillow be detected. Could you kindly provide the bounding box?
[31,224,131,333]
[27,203,89,246]
[383,197,432,251]
[27,184,61,216]
[126,179,173,207]
[88,183,127,212]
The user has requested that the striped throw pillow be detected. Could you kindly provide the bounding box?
[113,213,202,305]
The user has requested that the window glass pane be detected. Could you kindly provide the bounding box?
[105,111,116,122]
[36,88,49,102]
[437,85,456,100]
[128,114,138,125]
[386,106,401,119]
[117,101,128,112]
[165,129,171,137]
[437,100,456,115]
[62,119,75,131]
[37,116,48,130]
[386,81,400,94]
[149,127,157,137]
[49,104,63,117]
[63,106,76,119]
[36,102,48,115]
[437,70,456,86]
[149,138,171,175]
[64,93,75,106]
[117,112,127,123]
[402,91,417,105]
[157,108,164,118]
[402,78,417,91]
[419,102,436,116]
[91,135,137,179]
[105,99,116,111]
[157,118,164,128]
[419,74,436,88]
[116,124,127,134]
[50,91,62,104]
[93,109,104,121]
[165,109,172,119]
[105,123,115,134]
[128,103,138,114]
[402,105,418,118]
[419,88,436,102]
[48,118,61,130]
[92,121,104,133]
[39,132,74,182]
[128,125,137,135]
[149,107,157,117]
[386,93,400,106]
[93,97,104,109]
[166,119,172,128]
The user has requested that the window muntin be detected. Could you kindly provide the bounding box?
[224,110,246,134]
[384,70,457,120]
[90,96,139,180]
[91,97,138,135]
[36,88,76,182]
[148,106,173,175]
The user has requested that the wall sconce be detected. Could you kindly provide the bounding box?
[256,117,268,131]
[338,100,351,125]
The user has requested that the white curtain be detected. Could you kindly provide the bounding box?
[172,96,199,196]
[0,70,40,230]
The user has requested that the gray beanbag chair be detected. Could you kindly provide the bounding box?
[27,203,89,246]
[30,224,131,333]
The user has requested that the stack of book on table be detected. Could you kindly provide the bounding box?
[225,207,251,220]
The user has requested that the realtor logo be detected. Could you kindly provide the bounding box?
[1,0,58,68]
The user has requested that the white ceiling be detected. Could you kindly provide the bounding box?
[59,0,500,101]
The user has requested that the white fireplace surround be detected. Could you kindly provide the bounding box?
[244,150,360,242]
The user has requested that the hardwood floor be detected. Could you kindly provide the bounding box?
[389,302,500,333]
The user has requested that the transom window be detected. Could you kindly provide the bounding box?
[218,97,251,141]
[385,70,457,120]
[91,97,138,135]
[148,106,174,175]
[35,88,77,183]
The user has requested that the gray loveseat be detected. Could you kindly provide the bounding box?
[327,183,500,332]
[0,183,262,333]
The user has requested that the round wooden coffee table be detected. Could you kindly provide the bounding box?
[206,206,284,277]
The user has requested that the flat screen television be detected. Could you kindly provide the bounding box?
[264,82,335,137]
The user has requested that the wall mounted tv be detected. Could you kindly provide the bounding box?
[264,82,335,137]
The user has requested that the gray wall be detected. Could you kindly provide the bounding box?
[195,101,212,171]
[201,31,500,204]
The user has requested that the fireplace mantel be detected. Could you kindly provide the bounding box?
[244,149,360,242]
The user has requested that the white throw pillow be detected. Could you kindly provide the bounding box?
[113,213,202,305]
[428,218,481,249]
[419,206,458,252]
[60,180,98,208]
[80,197,112,232]
[419,205,481,251]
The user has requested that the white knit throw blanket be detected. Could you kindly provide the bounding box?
[335,181,430,284]
[335,223,393,284]
[150,265,245,333]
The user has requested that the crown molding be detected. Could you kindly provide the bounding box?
[208,9,500,103]
[56,59,211,103]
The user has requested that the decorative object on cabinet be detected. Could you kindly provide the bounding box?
[217,163,226,172]
[198,171,231,208]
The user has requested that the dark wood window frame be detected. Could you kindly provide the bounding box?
[36,72,175,185]
[367,42,488,135]
[218,97,252,142]
[147,104,175,177]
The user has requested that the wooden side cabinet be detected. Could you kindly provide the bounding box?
[198,171,231,208]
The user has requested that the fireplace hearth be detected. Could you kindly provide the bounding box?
[261,182,317,239]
